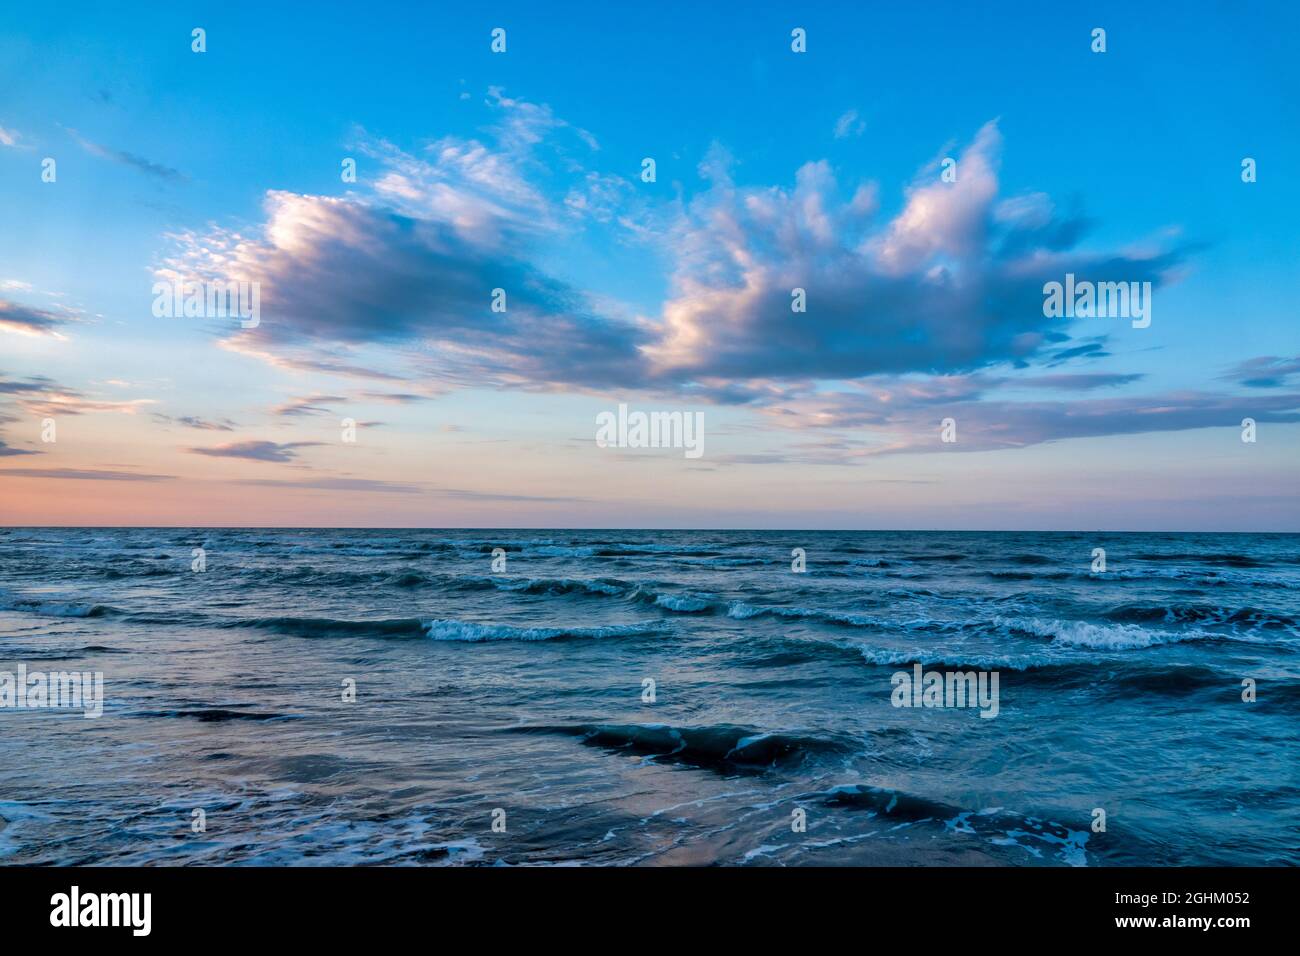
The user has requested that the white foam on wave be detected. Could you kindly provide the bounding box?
[653,592,714,612]
[848,643,1052,671]
[999,616,1216,650]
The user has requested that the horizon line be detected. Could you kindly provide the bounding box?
[2,525,1296,535]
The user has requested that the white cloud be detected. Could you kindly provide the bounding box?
[833,109,865,139]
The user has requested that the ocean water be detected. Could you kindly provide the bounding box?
[0,527,1296,867]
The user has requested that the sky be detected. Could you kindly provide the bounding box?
[0,1,1297,529]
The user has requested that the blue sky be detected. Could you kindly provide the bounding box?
[1,1,1297,528]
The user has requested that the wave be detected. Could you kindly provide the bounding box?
[489,576,631,598]
[239,566,405,588]
[448,575,723,613]
[594,544,725,558]
[391,571,432,588]
[813,784,1090,866]
[1104,603,1296,630]
[259,570,638,598]
[759,633,1070,672]
[222,616,430,639]
[470,576,721,616]
[1012,661,1234,696]
[819,783,960,821]
[985,570,1073,582]
[128,707,298,723]
[218,613,669,643]
[1133,551,1265,568]
[1007,553,1053,565]
[0,591,120,619]
[997,616,1228,650]
[14,644,130,662]
[647,591,716,613]
[726,602,963,634]
[849,557,891,568]
[0,800,55,859]
[526,545,598,558]
[101,563,178,579]
[517,721,854,770]
[422,619,670,643]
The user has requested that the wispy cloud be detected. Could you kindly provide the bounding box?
[0,467,173,481]
[0,372,153,416]
[437,488,589,503]
[187,440,324,462]
[216,339,410,382]
[233,477,420,493]
[1224,355,1300,389]
[762,386,1300,457]
[152,413,238,431]
[1015,373,1145,391]
[0,440,37,457]
[67,128,185,181]
[833,109,865,139]
[0,299,70,337]
[270,395,347,417]
[354,391,435,404]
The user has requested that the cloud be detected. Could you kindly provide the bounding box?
[152,413,237,431]
[0,468,173,480]
[486,85,599,154]
[762,385,1300,457]
[1224,355,1300,389]
[354,391,434,404]
[0,372,153,416]
[833,109,865,140]
[162,115,1191,425]
[0,299,70,337]
[216,339,410,382]
[0,440,37,457]
[166,186,648,390]
[67,129,185,181]
[270,394,347,417]
[0,126,22,148]
[233,477,420,493]
[187,440,324,462]
[564,171,632,223]
[437,488,589,503]
[646,122,1186,385]
[1015,373,1145,390]
[1044,340,1110,366]
[155,92,655,392]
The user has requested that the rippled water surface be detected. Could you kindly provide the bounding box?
[1,528,1297,865]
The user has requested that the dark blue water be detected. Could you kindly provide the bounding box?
[1,528,1296,865]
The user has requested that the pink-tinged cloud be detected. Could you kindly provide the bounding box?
[0,299,69,337]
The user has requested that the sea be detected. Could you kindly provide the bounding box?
[1,528,1296,866]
